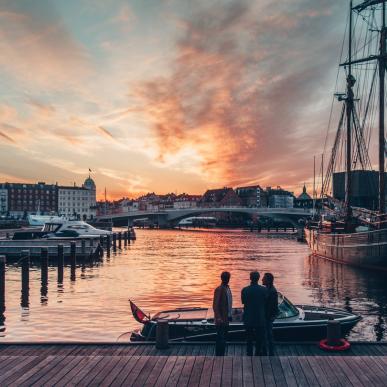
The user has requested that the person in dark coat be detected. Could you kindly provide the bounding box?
[241,271,268,356]
[262,272,279,356]
[213,271,232,356]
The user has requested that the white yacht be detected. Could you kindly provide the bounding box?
[27,214,66,226]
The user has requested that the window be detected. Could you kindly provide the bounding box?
[277,293,299,319]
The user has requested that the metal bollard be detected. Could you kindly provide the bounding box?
[327,320,341,346]
[155,320,169,349]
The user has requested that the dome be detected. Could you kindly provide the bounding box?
[84,176,96,190]
[297,184,312,200]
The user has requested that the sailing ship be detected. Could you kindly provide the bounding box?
[305,0,387,270]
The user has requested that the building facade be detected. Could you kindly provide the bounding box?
[200,188,241,207]
[0,186,8,214]
[173,194,201,209]
[5,182,58,217]
[267,187,294,208]
[58,177,96,220]
[235,185,266,207]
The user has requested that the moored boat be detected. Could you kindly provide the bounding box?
[129,294,360,342]
[305,1,387,270]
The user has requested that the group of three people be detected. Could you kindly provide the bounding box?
[213,270,278,356]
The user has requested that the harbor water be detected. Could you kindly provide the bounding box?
[0,228,386,342]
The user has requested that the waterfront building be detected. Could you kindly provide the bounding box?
[0,185,8,214]
[294,184,313,209]
[235,185,266,207]
[333,170,387,211]
[173,194,201,209]
[58,177,96,220]
[200,188,241,207]
[5,182,58,217]
[267,187,294,208]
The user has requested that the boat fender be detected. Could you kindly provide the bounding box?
[319,338,351,352]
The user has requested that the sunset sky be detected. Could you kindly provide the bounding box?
[0,0,349,199]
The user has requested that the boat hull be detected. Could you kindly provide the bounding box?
[132,317,359,342]
[305,227,387,270]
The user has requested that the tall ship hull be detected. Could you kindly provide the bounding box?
[305,227,387,270]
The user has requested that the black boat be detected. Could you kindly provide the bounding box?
[130,294,360,342]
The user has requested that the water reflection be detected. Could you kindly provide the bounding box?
[304,255,387,341]
[0,228,386,342]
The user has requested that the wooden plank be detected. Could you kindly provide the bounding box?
[361,357,387,386]
[132,355,159,386]
[55,355,103,387]
[323,356,353,387]
[306,356,338,387]
[155,355,178,387]
[231,356,242,387]
[85,355,122,386]
[67,355,105,385]
[343,356,379,386]
[210,356,223,387]
[288,356,309,386]
[241,356,254,387]
[27,355,72,386]
[5,356,57,386]
[187,356,205,387]
[178,356,196,386]
[297,356,320,387]
[38,355,82,386]
[278,356,298,387]
[121,355,150,386]
[220,356,233,387]
[165,355,186,386]
[260,356,276,387]
[0,355,41,384]
[112,355,141,386]
[144,356,168,387]
[331,356,365,386]
[269,356,287,387]
[200,356,215,387]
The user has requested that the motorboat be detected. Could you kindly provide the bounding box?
[27,214,66,227]
[130,293,360,342]
[12,220,112,240]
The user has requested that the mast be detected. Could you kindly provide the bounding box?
[313,155,316,216]
[345,0,354,220]
[379,1,386,214]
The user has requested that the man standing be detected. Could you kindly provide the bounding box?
[213,271,232,356]
[262,272,278,356]
[241,271,268,356]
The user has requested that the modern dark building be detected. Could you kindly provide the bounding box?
[5,182,58,216]
[332,170,387,210]
[200,188,241,207]
[235,185,266,207]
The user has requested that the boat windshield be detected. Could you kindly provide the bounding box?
[42,223,61,232]
[277,292,299,319]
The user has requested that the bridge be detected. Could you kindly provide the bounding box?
[97,207,313,227]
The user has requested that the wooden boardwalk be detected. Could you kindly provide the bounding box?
[0,343,386,386]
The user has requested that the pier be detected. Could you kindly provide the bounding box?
[0,342,386,386]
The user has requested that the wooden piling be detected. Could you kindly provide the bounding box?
[112,233,117,252]
[70,242,76,281]
[57,244,64,284]
[99,235,104,247]
[106,234,111,257]
[118,232,122,249]
[21,250,30,308]
[124,231,128,246]
[81,239,86,255]
[0,255,5,324]
[89,238,94,248]
[40,248,48,301]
